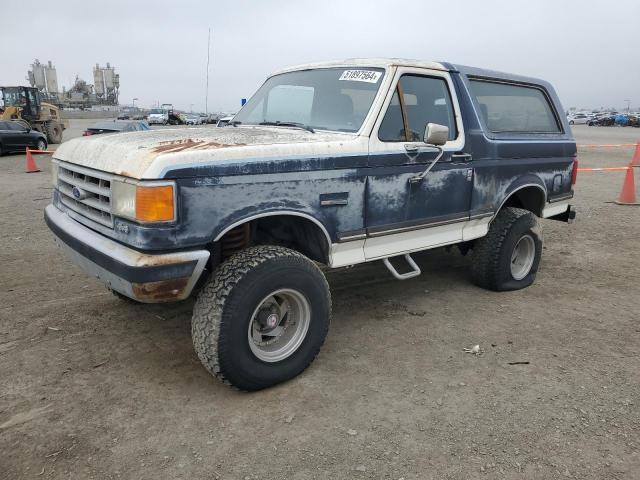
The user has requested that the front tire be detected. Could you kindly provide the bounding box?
[45,122,63,144]
[36,139,47,151]
[471,207,543,291]
[192,246,331,391]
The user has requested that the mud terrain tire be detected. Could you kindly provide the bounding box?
[192,245,331,391]
[471,207,543,291]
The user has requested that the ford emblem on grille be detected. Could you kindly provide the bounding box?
[72,186,88,200]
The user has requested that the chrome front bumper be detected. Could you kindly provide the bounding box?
[44,205,210,303]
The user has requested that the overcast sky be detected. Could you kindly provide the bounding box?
[2,0,638,113]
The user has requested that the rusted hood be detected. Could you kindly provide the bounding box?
[53,126,357,179]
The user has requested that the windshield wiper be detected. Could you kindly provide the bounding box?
[259,121,315,133]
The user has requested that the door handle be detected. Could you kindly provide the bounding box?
[451,153,472,162]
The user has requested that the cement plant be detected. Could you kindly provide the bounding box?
[27,59,120,109]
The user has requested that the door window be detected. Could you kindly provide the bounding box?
[378,75,457,142]
[7,122,27,131]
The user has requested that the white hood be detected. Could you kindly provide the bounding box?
[53,126,359,179]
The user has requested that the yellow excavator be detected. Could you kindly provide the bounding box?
[0,86,67,143]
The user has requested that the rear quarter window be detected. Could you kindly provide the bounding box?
[469,79,561,133]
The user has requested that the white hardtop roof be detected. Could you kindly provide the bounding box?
[273,58,447,75]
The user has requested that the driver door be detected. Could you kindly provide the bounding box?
[7,121,31,149]
[364,68,473,259]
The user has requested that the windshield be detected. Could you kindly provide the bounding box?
[2,88,26,107]
[233,67,385,133]
[149,109,164,114]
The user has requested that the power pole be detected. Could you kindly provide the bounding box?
[205,27,211,116]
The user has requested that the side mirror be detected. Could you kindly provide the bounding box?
[423,123,449,146]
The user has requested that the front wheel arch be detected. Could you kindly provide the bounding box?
[214,213,332,265]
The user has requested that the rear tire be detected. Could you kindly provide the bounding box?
[36,139,47,151]
[471,207,543,291]
[192,245,331,391]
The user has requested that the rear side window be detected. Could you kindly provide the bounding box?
[469,79,560,133]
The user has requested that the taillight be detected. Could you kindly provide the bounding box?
[571,158,578,185]
[82,131,93,136]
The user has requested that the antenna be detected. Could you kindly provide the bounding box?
[205,27,212,115]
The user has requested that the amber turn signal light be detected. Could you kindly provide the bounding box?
[135,185,175,222]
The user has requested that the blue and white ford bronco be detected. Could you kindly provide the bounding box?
[45,59,577,390]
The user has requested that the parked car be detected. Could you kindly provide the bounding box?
[82,120,150,136]
[46,59,576,391]
[0,120,47,155]
[216,115,233,127]
[587,115,616,126]
[568,113,590,125]
[184,115,202,125]
[148,108,169,125]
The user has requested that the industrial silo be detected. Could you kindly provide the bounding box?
[93,63,105,98]
[44,61,59,98]
[28,59,47,92]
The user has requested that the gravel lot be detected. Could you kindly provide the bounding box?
[1,123,639,479]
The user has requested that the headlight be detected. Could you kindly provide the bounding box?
[112,180,176,223]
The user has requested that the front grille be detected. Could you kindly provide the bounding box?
[57,162,114,228]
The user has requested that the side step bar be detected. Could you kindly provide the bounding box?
[383,254,421,280]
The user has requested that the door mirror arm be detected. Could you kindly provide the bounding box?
[408,146,444,184]
[408,123,449,184]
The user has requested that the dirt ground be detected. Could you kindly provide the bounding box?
[1,123,639,480]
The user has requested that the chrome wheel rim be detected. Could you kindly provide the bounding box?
[510,234,535,280]
[248,288,310,363]
[37,140,46,150]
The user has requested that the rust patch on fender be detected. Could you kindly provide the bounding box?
[150,139,245,154]
[131,277,190,302]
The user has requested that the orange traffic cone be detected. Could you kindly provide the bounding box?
[25,148,41,173]
[615,166,639,205]
[631,142,640,168]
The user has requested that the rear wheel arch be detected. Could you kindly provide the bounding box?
[495,183,547,219]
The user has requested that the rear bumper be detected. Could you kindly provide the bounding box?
[543,202,576,224]
[44,205,210,303]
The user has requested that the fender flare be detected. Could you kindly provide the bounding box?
[213,210,333,249]
[492,176,547,220]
